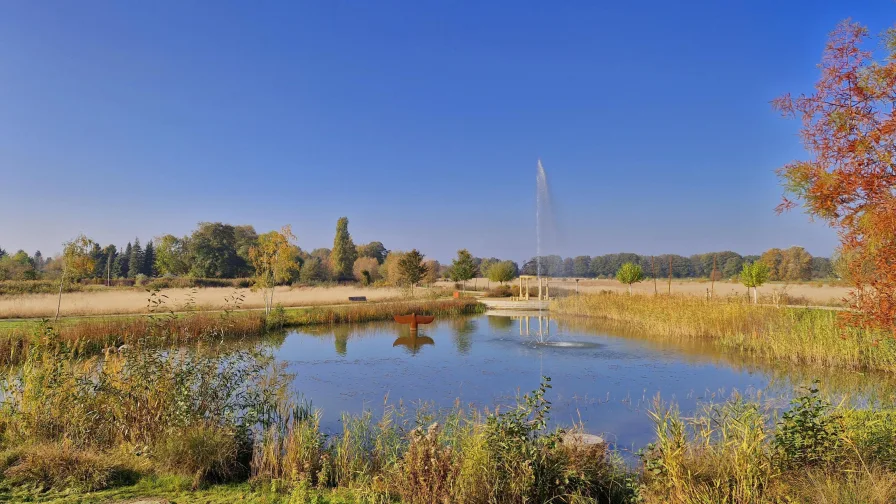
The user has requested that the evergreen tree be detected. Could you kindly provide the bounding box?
[128,239,143,279]
[330,217,357,281]
[114,243,132,279]
[143,240,156,276]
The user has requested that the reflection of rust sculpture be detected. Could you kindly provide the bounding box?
[393,313,434,331]
[393,334,435,354]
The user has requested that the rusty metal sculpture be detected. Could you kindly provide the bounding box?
[393,313,434,331]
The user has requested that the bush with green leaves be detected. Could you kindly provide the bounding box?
[615,262,644,294]
[740,261,770,303]
[773,381,842,469]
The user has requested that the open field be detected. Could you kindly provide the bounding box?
[0,285,406,319]
[439,277,852,306]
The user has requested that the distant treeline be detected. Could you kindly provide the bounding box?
[0,222,392,284]
[1,222,834,285]
[520,247,835,281]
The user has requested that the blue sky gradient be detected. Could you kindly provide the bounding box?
[2,1,894,262]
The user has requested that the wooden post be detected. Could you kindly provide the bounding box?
[652,257,657,295]
[710,255,717,298]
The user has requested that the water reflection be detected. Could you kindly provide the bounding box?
[451,318,476,355]
[393,329,435,355]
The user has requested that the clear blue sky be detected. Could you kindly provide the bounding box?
[2,1,893,263]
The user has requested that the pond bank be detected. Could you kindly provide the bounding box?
[0,298,485,366]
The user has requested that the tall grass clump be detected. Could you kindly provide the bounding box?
[0,312,266,366]
[640,386,896,503]
[0,343,289,491]
[553,293,896,372]
[250,378,633,503]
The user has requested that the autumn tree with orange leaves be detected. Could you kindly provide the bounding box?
[773,20,896,333]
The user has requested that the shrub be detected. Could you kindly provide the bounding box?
[774,382,842,469]
[484,285,512,297]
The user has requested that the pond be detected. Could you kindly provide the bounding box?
[272,312,896,455]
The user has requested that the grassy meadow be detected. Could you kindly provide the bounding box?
[0,284,411,319]
[552,293,896,372]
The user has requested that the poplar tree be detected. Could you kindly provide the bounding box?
[330,217,357,281]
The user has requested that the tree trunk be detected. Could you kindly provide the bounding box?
[753,286,759,304]
[55,265,67,322]
[628,284,632,295]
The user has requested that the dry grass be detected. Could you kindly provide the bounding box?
[552,293,896,372]
[438,277,852,306]
[0,285,405,319]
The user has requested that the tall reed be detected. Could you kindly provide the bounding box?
[553,293,896,371]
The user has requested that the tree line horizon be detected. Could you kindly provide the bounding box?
[0,218,837,285]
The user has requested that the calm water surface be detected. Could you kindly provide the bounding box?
[271,313,896,453]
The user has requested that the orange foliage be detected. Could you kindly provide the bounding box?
[773,20,896,333]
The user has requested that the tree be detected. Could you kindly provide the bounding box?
[353,257,380,285]
[300,257,326,284]
[188,222,243,278]
[114,242,132,279]
[759,248,784,281]
[233,225,259,277]
[155,235,191,276]
[128,238,144,279]
[781,246,812,282]
[449,249,477,290]
[478,258,496,285]
[423,260,440,285]
[32,251,43,272]
[722,256,744,279]
[142,240,154,276]
[357,241,388,264]
[811,256,834,279]
[330,217,357,282]
[560,257,574,277]
[249,225,299,315]
[740,261,770,304]
[397,249,428,289]
[573,256,592,277]
[55,235,96,321]
[488,260,517,284]
[616,262,644,295]
[773,20,896,332]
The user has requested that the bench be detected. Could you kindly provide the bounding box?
[348,296,367,302]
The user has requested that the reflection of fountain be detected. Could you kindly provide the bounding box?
[517,314,552,341]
